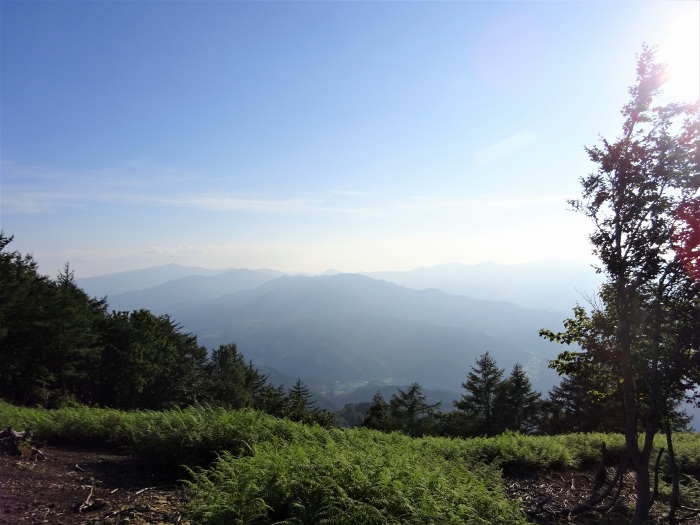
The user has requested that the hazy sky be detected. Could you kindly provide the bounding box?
[2,1,699,278]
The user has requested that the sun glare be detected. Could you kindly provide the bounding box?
[658,12,700,103]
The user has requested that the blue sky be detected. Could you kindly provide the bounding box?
[2,1,698,277]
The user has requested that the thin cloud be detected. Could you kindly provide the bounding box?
[330,190,368,196]
[397,193,569,212]
[156,194,316,214]
[474,130,538,165]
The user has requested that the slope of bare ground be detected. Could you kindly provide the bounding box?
[0,446,189,525]
[3,445,698,525]
[504,468,700,525]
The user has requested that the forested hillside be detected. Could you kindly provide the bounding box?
[0,233,333,426]
[77,269,569,397]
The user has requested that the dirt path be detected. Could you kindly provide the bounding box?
[0,446,189,524]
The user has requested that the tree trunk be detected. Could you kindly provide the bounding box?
[665,415,680,523]
[632,456,652,524]
[617,284,651,524]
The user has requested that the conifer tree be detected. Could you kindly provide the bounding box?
[362,392,391,431]
[497,363,541,433]
[389,383,441,437]
[454,352,504,436]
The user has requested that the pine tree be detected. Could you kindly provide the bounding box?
[389,383,441,437]
[362,392,391,431]
[454,352,504,436]
[206,342,268,409]
[497,363,541,433]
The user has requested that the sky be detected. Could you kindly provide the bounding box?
[2,1,699,278]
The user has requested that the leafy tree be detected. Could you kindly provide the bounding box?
[541,304,626,434]
[541,47,700,523]
[454,352,504,436]
[389,382,441,437]
[673,196,700,281]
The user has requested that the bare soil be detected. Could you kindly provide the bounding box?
[0,446,189,525]
[2,445,697,525]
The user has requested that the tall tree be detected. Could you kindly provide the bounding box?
[546,371,623,434]
[47,264,107,405]
[543,47,700,523]
[0,233,57,405]
[285,379,334,427]
[361,392,391,431]
[0,236,107,407]
[98,309,208,409]
[206,342,268,409]
[389,383,441,437]
[497,363,541,433]
[454,352,504,436]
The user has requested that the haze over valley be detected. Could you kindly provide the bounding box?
[77,260,598,409]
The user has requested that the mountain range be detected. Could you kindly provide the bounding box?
[76,261,699,427]
[79,260,601,312]
[76,261,596,407]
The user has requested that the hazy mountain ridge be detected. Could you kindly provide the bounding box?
[77,261,595,406]
[107,271,568,395]
[76,261,699,426]
[105,268,284,312]
[77,263,284,300]
[364,260,602,311]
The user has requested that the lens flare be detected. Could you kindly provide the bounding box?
[658,12,700,103]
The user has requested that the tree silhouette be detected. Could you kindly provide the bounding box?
[454,352,504,436]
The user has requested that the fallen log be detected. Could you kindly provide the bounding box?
[0,427,46,459]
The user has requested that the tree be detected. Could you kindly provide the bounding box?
[0,232,57,405]
[286,378,316,420]
[454,352,504,436]
[546,371,622,434]
[0,236,107,407]
[336,402,371,428]
[285,379,335,427]
[542,47,700,523]
[254,383,288,417]
[361,392,391,431]
[673,196,700,281]
[498,363,541,433]
[389,383,441,437]
[46,264,107,405]
[206,342,268,409]
[98,309,208,409]
[541,304,626,434]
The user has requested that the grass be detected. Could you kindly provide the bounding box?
[2,400,699,524]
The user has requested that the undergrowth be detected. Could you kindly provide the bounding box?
[2,400,699,524]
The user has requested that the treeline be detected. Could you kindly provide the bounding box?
[348,350,637,438]
[2,232,689,438]
[0,233,333,426]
